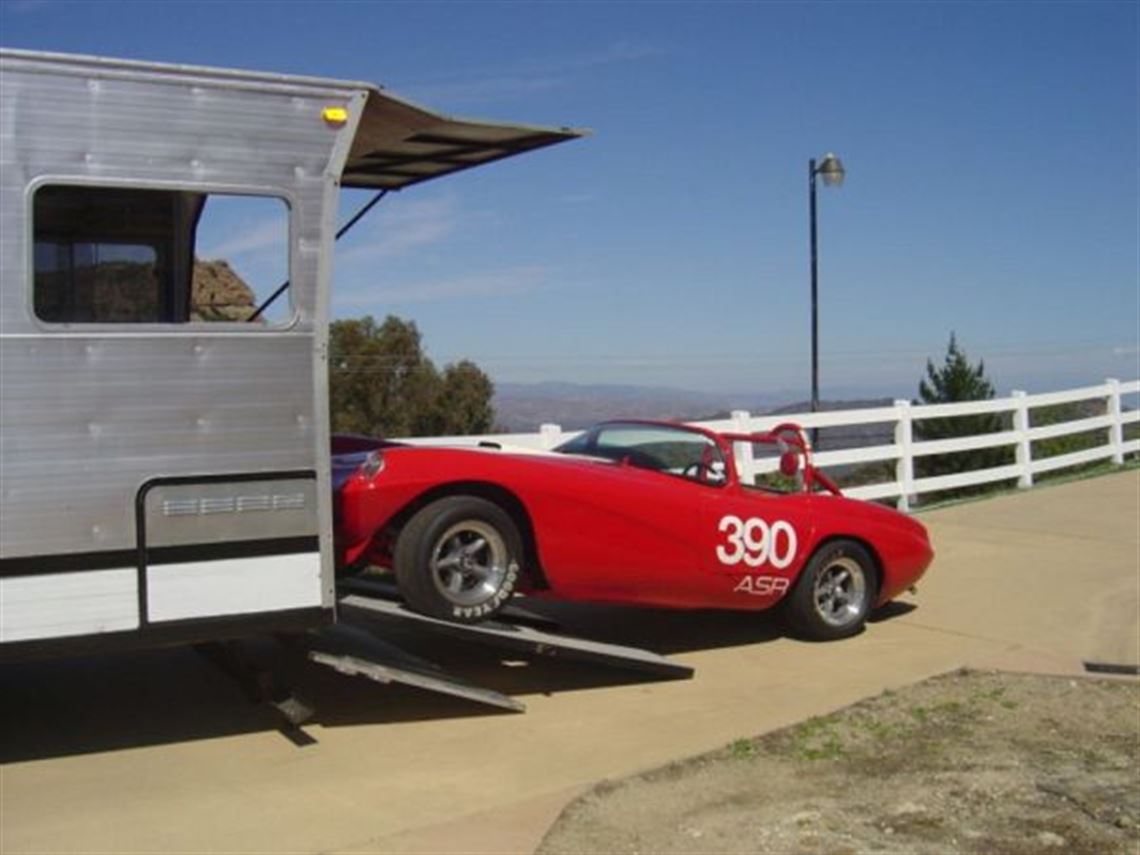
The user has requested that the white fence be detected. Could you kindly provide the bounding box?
[404,378,1140,513]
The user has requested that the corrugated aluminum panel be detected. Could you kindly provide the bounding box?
[0,569,138,642]
[148,552,321,622]
[0,52,349,619]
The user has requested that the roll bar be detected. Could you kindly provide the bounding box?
[719,422,843,496]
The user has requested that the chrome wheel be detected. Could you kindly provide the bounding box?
[429,520,510,608]
[396,496,523,624]
[812,555,867,628]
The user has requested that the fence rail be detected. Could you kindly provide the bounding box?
[402,378,1139,513]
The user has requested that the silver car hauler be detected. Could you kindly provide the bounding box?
[0,49,579,660]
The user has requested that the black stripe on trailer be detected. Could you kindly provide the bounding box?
[0,548,138,577]
[0,606,333,663]
[0,536,320,578]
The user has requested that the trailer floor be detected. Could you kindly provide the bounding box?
[1,470,1137,855]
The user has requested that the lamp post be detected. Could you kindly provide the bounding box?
[809,152,845,447]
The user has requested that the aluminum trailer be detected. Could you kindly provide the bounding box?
[0,49,581,660]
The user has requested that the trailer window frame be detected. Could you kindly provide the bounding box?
[26,176,299,332]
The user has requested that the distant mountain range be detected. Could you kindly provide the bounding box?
[492,381,892,443]
[492,381,774,431]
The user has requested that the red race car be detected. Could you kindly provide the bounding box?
[333,421,933,640]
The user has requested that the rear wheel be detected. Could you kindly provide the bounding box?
[394,496,523,623]
[785,539,876,640]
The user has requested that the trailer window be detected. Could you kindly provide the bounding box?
[35,239,162,322]
[32,185,290,325]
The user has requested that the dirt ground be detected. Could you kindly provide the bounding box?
[539,670,1140,855]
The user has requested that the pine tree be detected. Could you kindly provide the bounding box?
[914,333,1012,482]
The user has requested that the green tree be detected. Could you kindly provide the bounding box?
[914,333,1012,482]
[329,315,495,438]
[431,360,496,435]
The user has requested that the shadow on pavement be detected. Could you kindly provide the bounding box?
[868,601,918,623]
[0,597,917,764]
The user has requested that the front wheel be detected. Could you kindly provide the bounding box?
[784,539,877,641]
[394,496,523,624]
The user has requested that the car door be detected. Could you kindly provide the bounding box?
[536,424,727,607]
[700,485,819,609]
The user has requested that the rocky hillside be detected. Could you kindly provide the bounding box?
[60,257,259,323]
[190,259,258,322]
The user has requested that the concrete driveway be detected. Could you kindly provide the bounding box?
[2,470,1137,854]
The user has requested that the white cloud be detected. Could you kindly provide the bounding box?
[199,216,286,260]
[335,266,548,308]
[403,76,563,105]
[560,192,600,205]
[400,40,664,105]
[572,41,664,69]
[4,0,51,12]
[338,196,457,265]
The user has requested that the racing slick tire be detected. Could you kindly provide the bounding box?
[784,538,877,641]
[394,495,523,624]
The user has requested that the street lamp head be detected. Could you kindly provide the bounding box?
[817,152,845,187]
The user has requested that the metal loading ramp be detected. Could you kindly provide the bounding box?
[316,577,693,713]
[307,621,526,712]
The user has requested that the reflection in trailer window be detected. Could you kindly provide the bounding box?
[32,186,290,325]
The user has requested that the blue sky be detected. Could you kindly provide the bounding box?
[3,0,1137,400]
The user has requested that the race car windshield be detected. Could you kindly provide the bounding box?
[559,423,727,486]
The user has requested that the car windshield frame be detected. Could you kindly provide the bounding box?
[555,420,734,488]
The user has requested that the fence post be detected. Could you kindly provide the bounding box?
[1011,390,1033,488]
[730,410,755,484]
[539,423,563,450]
[1106,378,1124,465]
[893,399,914,513]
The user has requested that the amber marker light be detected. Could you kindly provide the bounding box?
[322,106,349,127]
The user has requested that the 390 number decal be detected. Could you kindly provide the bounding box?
[716,515,797,569]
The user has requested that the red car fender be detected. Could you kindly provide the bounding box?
[799,494,933,604]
